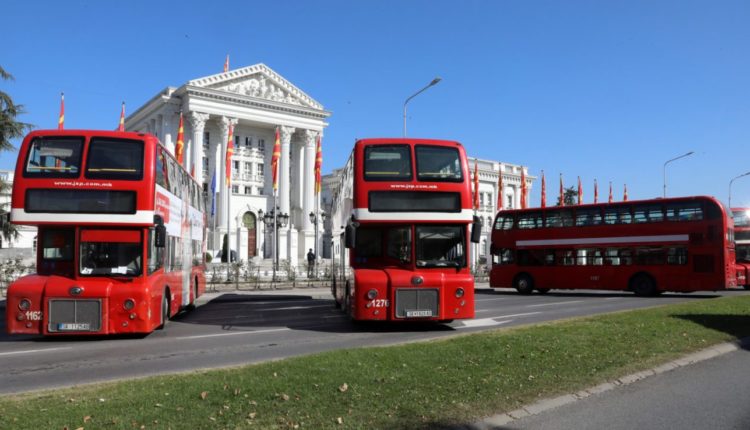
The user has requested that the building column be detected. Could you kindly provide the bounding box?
[279,126,295,261]
[218,116,238,239]
[187,112,209,183]
[300,130,318,261]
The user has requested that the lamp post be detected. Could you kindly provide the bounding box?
[663,151,694,198]
[729,171,750,209]
[403,77,441,137]
[309,210,327,278]
[260,208,289,281]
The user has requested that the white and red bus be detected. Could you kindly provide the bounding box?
[490,196,737,296]
[731,207,750,289]
[331,138,481,322]
[6,129,206,335]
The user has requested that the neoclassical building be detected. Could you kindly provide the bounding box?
[125,64,330,265]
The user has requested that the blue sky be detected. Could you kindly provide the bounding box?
[3,0,750,206]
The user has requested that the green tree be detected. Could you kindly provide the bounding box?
[557,186,578,206]
[0,66,33,244]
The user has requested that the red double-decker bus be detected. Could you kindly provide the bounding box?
[731,207,750,289]
[6,129,206,335]
[490,196,736,296]
[331,138,481,322]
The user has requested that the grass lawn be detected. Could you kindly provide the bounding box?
[1,295,749,429]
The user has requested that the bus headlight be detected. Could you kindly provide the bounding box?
[455,288,465,298]
[18,299,31,311]
[123,299,136,310]
[367,289,378,300]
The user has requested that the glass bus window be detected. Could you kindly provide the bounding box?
[24,137,83,177]
[605,248,620,265]
[80,230,142,276]
[494,215,514,230]
[415,225,465,267]
[85,138,144,180]
[147,228,163,274]
[736,245,750,263]
[415,145,462,182]
[666,202,704,222]
[575,208,602,227]
[560,210,574,227]
[635,247,666,265]
[619,248,633,265]
[364,145,412,181]
[545,211,562,228]
[41,228,74,261]
[732,209,750,227]
[495,248,514,265]
[576,248,602,265]
[156,147,169,190]
[518,212,542,229]
[667,247,688,265]
[604,206,632,225]
[386,227,412,263]
[355,228,382,259]
[517,249,544,266]
[544,249,555,265]
[556,249,575,266]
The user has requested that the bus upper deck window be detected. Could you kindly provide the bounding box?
[24,137,84,177]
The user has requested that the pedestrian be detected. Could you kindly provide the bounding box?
[307,248,315,278]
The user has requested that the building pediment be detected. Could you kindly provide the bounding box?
[188,63,324,111]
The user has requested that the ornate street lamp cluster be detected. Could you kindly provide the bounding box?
[259,208,289,281]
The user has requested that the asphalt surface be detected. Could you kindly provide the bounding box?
[1,284,748,395]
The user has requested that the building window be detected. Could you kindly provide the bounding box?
[234,135,240,147]
[258,163,264,176]
[232,161,240,177]
[203,132,210,150]
[507,195,513,209]
[232,185,239,194]
[203,157,209,175]
[258,139,265,150]
[245,137,252,148]
[244,186,252,195]
[244,162,252,176]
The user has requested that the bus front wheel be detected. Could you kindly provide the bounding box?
[514,274,535,295]
[631,274,658,297]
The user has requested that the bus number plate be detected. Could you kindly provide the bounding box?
[58,323,90,331]
[406,310,433,317]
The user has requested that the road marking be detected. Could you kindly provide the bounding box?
[476,311,542,319]
[176,327,290,340]
[0,347,73,357]
[458,318,512,329]
[270,304,333,311]
[526,300,584,308]
[475,297,509,302]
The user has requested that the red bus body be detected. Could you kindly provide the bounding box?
[6,130,206,335]
[731,207,750,289]
[331,138,478,322]
[490,196,736,296]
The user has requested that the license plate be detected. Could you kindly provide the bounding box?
[58,323,90,331]
[406,310,433,317]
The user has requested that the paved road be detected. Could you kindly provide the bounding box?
[0,285,747,395]
[506,348,750,430]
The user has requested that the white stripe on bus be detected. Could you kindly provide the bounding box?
[516,234,689,247]
[353,208,474,222]
[11,209,155,224]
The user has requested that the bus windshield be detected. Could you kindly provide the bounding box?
[24,137,83,177]
[79,230,142,276]
[85,138,144,180]
[416,225,465,267]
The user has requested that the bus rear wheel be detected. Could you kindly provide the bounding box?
[537,288,550,294]
[157,291,170,330]
[514,274,535,295]
[631,274,658,297]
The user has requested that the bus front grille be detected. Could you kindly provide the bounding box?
[395,288,439,318]
[48,299,102,332]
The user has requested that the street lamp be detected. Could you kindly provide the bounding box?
[729,171,750,209]
[663,151,694,198]
[308,210,327,278]
[403,77,441,137]
[260,208,289,281]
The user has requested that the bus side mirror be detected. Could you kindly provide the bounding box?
[154,215,166,248]
[345,224,356,249]
[471,216,482,243]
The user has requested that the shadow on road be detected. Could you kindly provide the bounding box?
[477,289,723,299]
[674,314,750,351]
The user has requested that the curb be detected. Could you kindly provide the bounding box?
[472,337,750,429]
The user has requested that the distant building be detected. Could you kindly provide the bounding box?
[0,169,37,257]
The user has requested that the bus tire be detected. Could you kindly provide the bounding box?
[537,288,550,294]
[344,283,354,320]
[631,274,658,297]
[157,290,170,330]
[514,273,535,295]
[332,279,342,309]
[185,278,199,311]
[745,285,750,291]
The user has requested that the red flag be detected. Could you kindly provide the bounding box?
[594,179,598,204]
[225,124,234,187]
[58,92,65,130]
[497,169,504,210]
[609,182,613,203]
[118,102,125,132]
[623,184,628,201]
[314,134,323,195]
[540,170,546,208]
[577,176,583,205]
[559,174,565,206]
[175,112,185,165]
[473,160,479,210]
[224,54,229,73]
[520,168,527,209]
[272,127,281,192]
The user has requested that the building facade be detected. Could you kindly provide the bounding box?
[126,64,331,265]
[0,169,37,259]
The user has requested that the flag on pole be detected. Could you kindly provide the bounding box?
[496,168,504,210]
[224,54,229,73]
[577,176,583,205]
[314,134,323,195]
[58,93,65,130]
[175,113,185,165]
[540,170,546,208]
[272,127,281,191]
[210,170,217,216]
[609,182,613,203]
[118,102,125,132]
[225,125,234,187]
[520,168,527,209]
[594,179,598,204]
[473,160,479,210]
[623,184,628,201]
[559,174,565,206]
